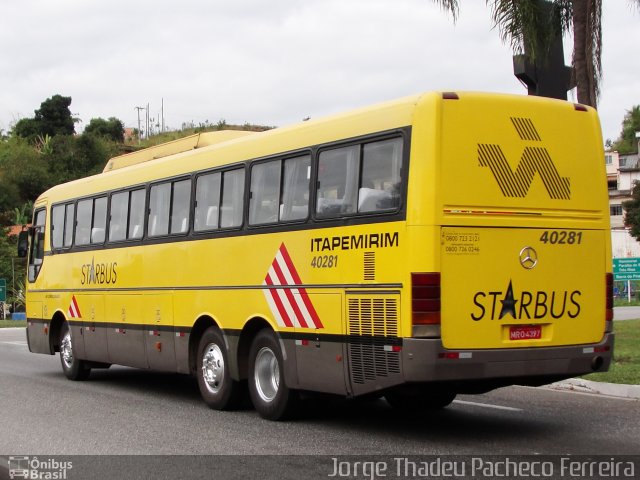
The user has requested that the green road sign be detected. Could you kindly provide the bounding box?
[613,258,640,281]
[0,279,5,302]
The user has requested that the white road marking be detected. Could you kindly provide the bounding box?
[0,341,27,346]
[453,399,522,412]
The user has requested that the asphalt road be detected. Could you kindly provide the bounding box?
[1,327,638,478]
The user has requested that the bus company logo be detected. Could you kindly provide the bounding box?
[263,243,323,329]
[80,257,117,285]
[8,456,72,479]
[478,117,571,200]
[471,280,582,321]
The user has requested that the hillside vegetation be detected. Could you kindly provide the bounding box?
[0,94,273,309]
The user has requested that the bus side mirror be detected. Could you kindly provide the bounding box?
[17,230,29,258]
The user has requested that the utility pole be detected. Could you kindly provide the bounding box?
[134,106,145,143]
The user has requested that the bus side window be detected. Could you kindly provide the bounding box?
[91,197,107,244]
[109,192,128,242]
[220,169,244,228]
[28,209,46,282]
[250,160,281,225]
[63,204,75,247]
[358,138,403,213]
[316,145,359,218]
[194,172,221,232]
[75,199,93,246]
[51,205,65,249]
[148,183,171,237]
[128,188,145,239]
[280,155,310,222]
[170,179,191,234]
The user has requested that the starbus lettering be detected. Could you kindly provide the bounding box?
[80,258,118,285]
[471,280,581,321]
[310,232,399,252]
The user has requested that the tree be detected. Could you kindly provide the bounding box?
[13,94,76,140]
[45,134,118,184]
[0,136,52,205]
[623,181,640,241]
[84,117,125,143]
[612,106,640,154]
[432,0,640,108]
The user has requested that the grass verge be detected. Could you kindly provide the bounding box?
[583,319,640,385]
[0,320,26,328]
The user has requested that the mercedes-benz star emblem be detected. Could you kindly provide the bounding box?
[519,246,538,269]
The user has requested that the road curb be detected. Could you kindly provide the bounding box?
[549,378,640,399]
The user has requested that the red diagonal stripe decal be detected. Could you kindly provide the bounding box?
[278,244,323,328]
[272,258,309,328]
[263,244,323,329]
[264,275,294,328]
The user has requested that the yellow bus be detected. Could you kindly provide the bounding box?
[20,91,613,420]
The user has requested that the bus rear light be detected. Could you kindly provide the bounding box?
[412,273,441,325]
[583,346,611,354]
[438,351,473,360]
[606,273,614,324]
[384,345,402,353]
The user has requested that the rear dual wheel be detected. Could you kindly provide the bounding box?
[196,327,245,410]
[248,329,299,420]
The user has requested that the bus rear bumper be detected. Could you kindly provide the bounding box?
[401,333,614,387]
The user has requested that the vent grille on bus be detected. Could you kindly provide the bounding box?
[363,252,375,281]
[347,297,400,385]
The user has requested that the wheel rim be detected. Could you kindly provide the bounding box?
[201,343,225,394]
[254,346,279,403]
[61,330,73,369]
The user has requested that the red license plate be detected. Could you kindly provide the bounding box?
[509,325,542,341]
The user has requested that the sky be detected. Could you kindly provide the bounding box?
[0,0,638,144]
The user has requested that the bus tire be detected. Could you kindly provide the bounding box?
[248,329,299,420]
[385,388,456,411]
[59,322,90,381]
[196,327,244,410]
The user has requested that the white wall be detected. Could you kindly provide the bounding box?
[611,229,640,258]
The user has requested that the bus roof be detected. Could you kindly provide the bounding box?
[103,130,257,172]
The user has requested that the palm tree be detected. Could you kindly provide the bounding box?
[431,0,640,108]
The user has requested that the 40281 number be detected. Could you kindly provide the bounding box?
[539,230,583,245]
[311,255,338,268]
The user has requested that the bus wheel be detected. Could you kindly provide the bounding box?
[385,388,456,411]
[196,327,244,410]
[59,322,90,381]
[248,329,299,420]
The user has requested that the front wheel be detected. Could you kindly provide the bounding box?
[196,327,245,410]
[248,329,299,420]
[59,322,90,381]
